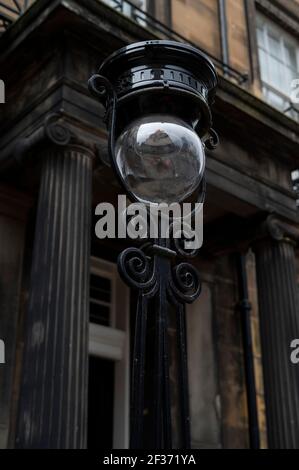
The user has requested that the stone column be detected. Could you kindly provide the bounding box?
[15,123,94,448]
[254,216,299,449]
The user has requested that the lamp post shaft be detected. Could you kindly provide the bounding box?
[118,237,197,449]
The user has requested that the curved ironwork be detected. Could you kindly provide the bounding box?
[117,229,201,448]
[170,262,201,304]
[118,246,157,292]
[203,128,220,151]
[89,39,217,448]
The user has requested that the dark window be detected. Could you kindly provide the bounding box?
[89,274,111,326]
[88,356,115,449]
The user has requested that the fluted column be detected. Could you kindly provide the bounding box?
[254,216,299,449]
[16,139,93,448]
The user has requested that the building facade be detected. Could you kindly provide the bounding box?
[0,0,299,449]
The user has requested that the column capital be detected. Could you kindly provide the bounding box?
[255,214,299,247]
[43,113,96,158]
[4,111,97,168]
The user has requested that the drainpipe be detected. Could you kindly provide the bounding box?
[218,0,229,76]
[237,253,260,449]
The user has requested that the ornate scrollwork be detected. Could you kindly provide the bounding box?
[44,113,71,146]
[169,262,201,304]
[118,241,200,450]
[117,247,157,293]
[203,127,219,150]
[118,212,203,304]
[88,74,111,100]
[118,243,201,304]
[88,74,115,124]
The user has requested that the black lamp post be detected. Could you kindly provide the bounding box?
[89,40,218,449]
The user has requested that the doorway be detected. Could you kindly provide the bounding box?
[88,257,130,449]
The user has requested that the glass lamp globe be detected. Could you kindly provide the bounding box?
[115,114,205,204]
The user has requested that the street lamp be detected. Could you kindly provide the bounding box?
[89,40,218,449]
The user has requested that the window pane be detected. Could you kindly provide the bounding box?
[265,88,285,110]
[267,56,284,90]
[283,67,296,96]
[90,301,110,326]
[268,32,281,59]
[90,287,110,303]
[90,274,111,303]
[257,26,264,48]
[102,0,117,7]
[89,273,111,325]
[257,14,299,121]
[284,43,297,70]
[258,48,269,82]
[103,0,147,21]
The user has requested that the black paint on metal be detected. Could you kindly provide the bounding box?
[237,253,260,450]
[90,39,218,449]
[118,234,201,448]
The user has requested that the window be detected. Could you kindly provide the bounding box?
[88,257,130,449]
[102,0,147,24]
[90,273,112,326]
[256,14,299,121]
[292,169,299,207]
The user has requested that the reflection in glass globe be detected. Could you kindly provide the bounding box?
[115,114,205,204]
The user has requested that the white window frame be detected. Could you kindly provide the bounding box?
[102,0,147,16]
[256,13,299,120]
[89,257,130,449]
